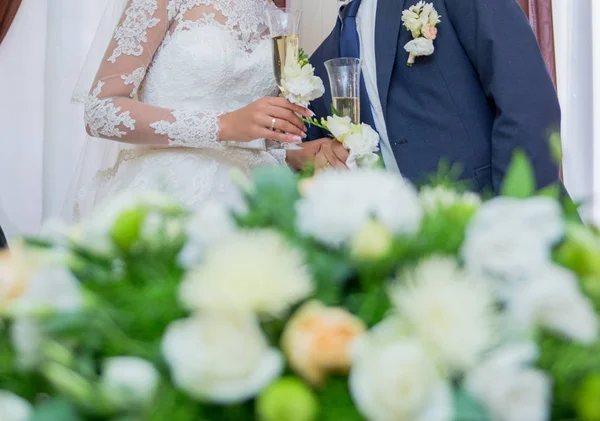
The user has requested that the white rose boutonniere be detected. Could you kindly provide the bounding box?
[401,2,441,66]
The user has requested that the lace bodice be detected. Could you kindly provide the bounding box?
[84,0,279,148]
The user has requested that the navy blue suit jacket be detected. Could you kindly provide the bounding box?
[307,0,561,193]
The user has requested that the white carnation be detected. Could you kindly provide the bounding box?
[282,62,325,108]
[506,264,598,344]
[101,357,159,407]
[465,343,551,421]
[404,37,435,57]
[179,230,312,318]
[296,169,422,247]
[390,256,497,372]
[350,331,452,421]
[162,314,283,403]
[178,200,237,269]
[0,391,32,421]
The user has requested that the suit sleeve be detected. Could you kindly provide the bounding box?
[444,0,561,192]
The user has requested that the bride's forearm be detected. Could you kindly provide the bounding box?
[84,87,225,149]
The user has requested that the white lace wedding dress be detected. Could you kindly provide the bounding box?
[74,0,285,218]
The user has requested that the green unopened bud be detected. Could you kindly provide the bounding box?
[351,219,393,261]
[577,374,600,421]
[111,207,148,251]
[256,377,319,421]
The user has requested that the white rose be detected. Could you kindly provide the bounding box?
[178,200,237,269]
[404,37,435,58]
[100,357,160,407]
[296,169,422,247]
[462,225,550,286]
[343,124,380,169]
[465,343,551,421]
[162,314,283,403]
[179,230,312,318]
[350,331,452,421]
[469,197,564,245]
[0,391,32,421]
[505,264,598,344]
[462,197,564,282]
[325,115,353,142]
[390,256,497,373]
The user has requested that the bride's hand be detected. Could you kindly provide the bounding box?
[218,97,312,143]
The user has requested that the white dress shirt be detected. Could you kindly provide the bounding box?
[354,0,401,173]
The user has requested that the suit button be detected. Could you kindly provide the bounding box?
[392,138,408,146]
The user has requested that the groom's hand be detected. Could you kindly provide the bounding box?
[286,138,330,170]
[315,139,349,170]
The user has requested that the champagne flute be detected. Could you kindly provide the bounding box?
[266,8,303,150]
[325,58,362,124]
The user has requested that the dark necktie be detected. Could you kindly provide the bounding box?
[339,0,376,130]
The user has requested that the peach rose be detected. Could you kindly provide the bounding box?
[422,24,438,40]
[282,301,366,386]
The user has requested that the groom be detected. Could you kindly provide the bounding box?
[288,0,561,193]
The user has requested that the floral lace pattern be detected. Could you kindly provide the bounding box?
[76,0,284,218]
[121,67,147,98]
[85,82,136,138]
[108,0,161,63]
[150,110,223,148]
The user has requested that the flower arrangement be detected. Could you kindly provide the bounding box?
[0,152,599,421]
[401,1,442,66]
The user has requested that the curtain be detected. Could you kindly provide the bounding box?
[0,0,22,45]
[552,0,599,223]
[518,0,557,86]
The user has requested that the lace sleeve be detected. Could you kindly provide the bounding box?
[84,0,224,148]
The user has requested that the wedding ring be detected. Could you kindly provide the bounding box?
[270,117,276,130]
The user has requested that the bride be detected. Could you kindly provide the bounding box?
[68,0,313,219]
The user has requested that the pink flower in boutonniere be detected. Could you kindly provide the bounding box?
[401,2,441,66]
[422,23,438,41]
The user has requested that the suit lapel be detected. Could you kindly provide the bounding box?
[375,0,406,116]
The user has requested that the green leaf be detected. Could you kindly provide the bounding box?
[29,398,83,421]
[549,132,563,165]
[501,150,536,198]
[319,377,364,421]
[453,388,490,421]
[349,286,390,327]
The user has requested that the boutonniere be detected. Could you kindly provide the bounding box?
[401,1,441,66]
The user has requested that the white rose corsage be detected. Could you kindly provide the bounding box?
[281,49,325,108]
[401,1,441,66]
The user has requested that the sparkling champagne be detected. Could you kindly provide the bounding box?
[333,97,360,124]
[272,34,299,87]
